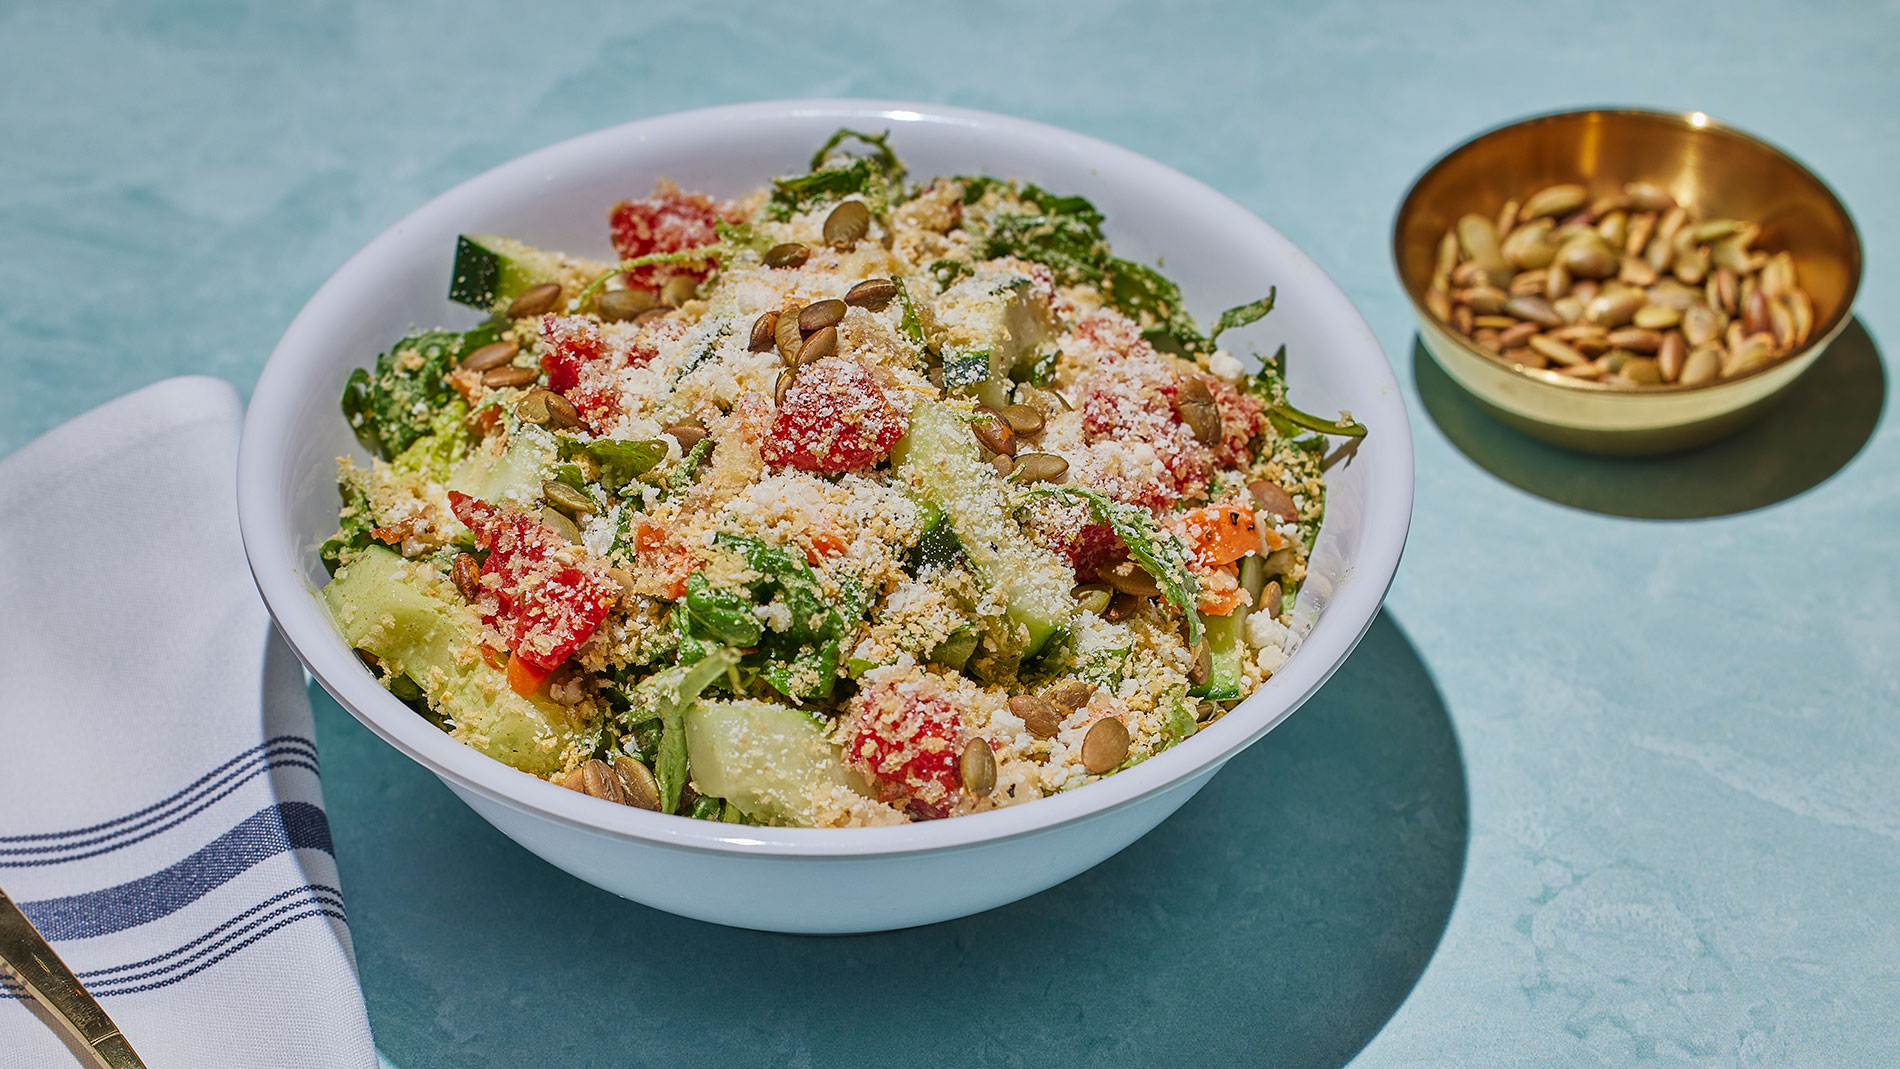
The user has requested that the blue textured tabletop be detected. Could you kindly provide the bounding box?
[5,2,1896,1065]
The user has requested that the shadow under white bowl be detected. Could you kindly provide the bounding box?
[236,99,1413,933]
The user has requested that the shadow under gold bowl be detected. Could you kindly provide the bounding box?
[1394,108,1862,455]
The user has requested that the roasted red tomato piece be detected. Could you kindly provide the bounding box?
[843,676,965,819]
[762,358,906,474]
[608,182,739,289]
[447,492,616,670]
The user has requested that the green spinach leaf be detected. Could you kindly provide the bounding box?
[342,323,500,461]
[1024,485,1203,646]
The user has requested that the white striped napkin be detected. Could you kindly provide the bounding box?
[0,377,377,1068]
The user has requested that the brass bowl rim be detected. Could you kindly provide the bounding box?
[1391,106,1864,397]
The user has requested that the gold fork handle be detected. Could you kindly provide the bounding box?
[0,888,146,1068]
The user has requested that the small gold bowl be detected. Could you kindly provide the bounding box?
[1394,108,1862,454]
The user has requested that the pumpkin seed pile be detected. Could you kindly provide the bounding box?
[1427,181,1816,387]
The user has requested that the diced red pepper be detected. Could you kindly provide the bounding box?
[448,492,616,670]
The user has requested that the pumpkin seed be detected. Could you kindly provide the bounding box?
[1501,219,1557,269]
[1607,328,1662,354]
[1624,181,1675,212]
[1043,680,1096,712]
[844,278,899,310]
[634,307,672,325]
[971,406,1016,456]
[1522,183,1587,220]
[1723,333,1776,377]
[1682,304,1723,346]
[1011,694,1064,738]
[505,282,562,318]
[482,365,537,389]
[1544,260,1572,300]
[660,275,698,308]
[1472,316,1517,331]
[1527,334,1587,366]
[1680,344,1722,386]
[450,552,482,601]
[798,298,847,333]
[1188,641,1212,688]
[1596,210,1628,249]
[543,390,581,430]
[823,200,871,245]
[1557,231,1617,279]
[1099,559,1161,597]
[1080,717,1130,774]
[798,324,839,364]
[959,738,997,797]
[1503,294,1562,327]
[1743,288,1771,336]
[1248,479,1297,523]
[1658,332,1687,382]
[991,453,1015,477]
[1623,211,1658,258]
[764,242,811,269]
[1457,285,1509,314]
[1425,288,1452,323]
[1498,321,1542,349]
[774,369,793,407]
[1000,404,1044,435]
[1262,579,1283,616]
[1070,583,1112,616]
[1451,304,1474,336]
[1633,304,1681,330]
[1553,296,1586,324]
[1761,252,1796,299]
[515,389,551,425]
[1692,218,1742,243]
[775,307,804,361]
[1584,290,1643,328]
[1174,376,1223,445]
[597,288,657,322]
[1496,198,1520,238]
[460,340,519,371]
[543,480,596,516]
[749,310,781,353]
[1102,589,1138,619]
[580,759,625,805]
[1509,269,1549,296]
[540,507,583,544]
[1012,452,1069,484]
[1788,289,1815,345]
[1617,257,1659,287]
[1766,295,1795,349]
[1620,356,1663,385]
[614,756,661,811]
[1435,230,1459,277]
[665,422,708,451]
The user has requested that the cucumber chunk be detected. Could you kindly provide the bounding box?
[683,700,864,826]
[1190,610,1246,702]
[447,423,557,506]
[894,399,1073,658]
[932,269,1055,393]
[323,545,596,775]
[449,234,564,311]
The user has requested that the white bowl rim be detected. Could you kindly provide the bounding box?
[237,98,1414,859]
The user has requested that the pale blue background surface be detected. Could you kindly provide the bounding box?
[5,1,1898,1065]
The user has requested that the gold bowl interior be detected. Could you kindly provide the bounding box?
[1394,109,1862,454]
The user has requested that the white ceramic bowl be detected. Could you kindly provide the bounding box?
[237,100,1413,933]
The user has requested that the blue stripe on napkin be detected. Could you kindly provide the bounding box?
[17,802,335,941]
[0,744,321,869]
[0,737,315,845]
